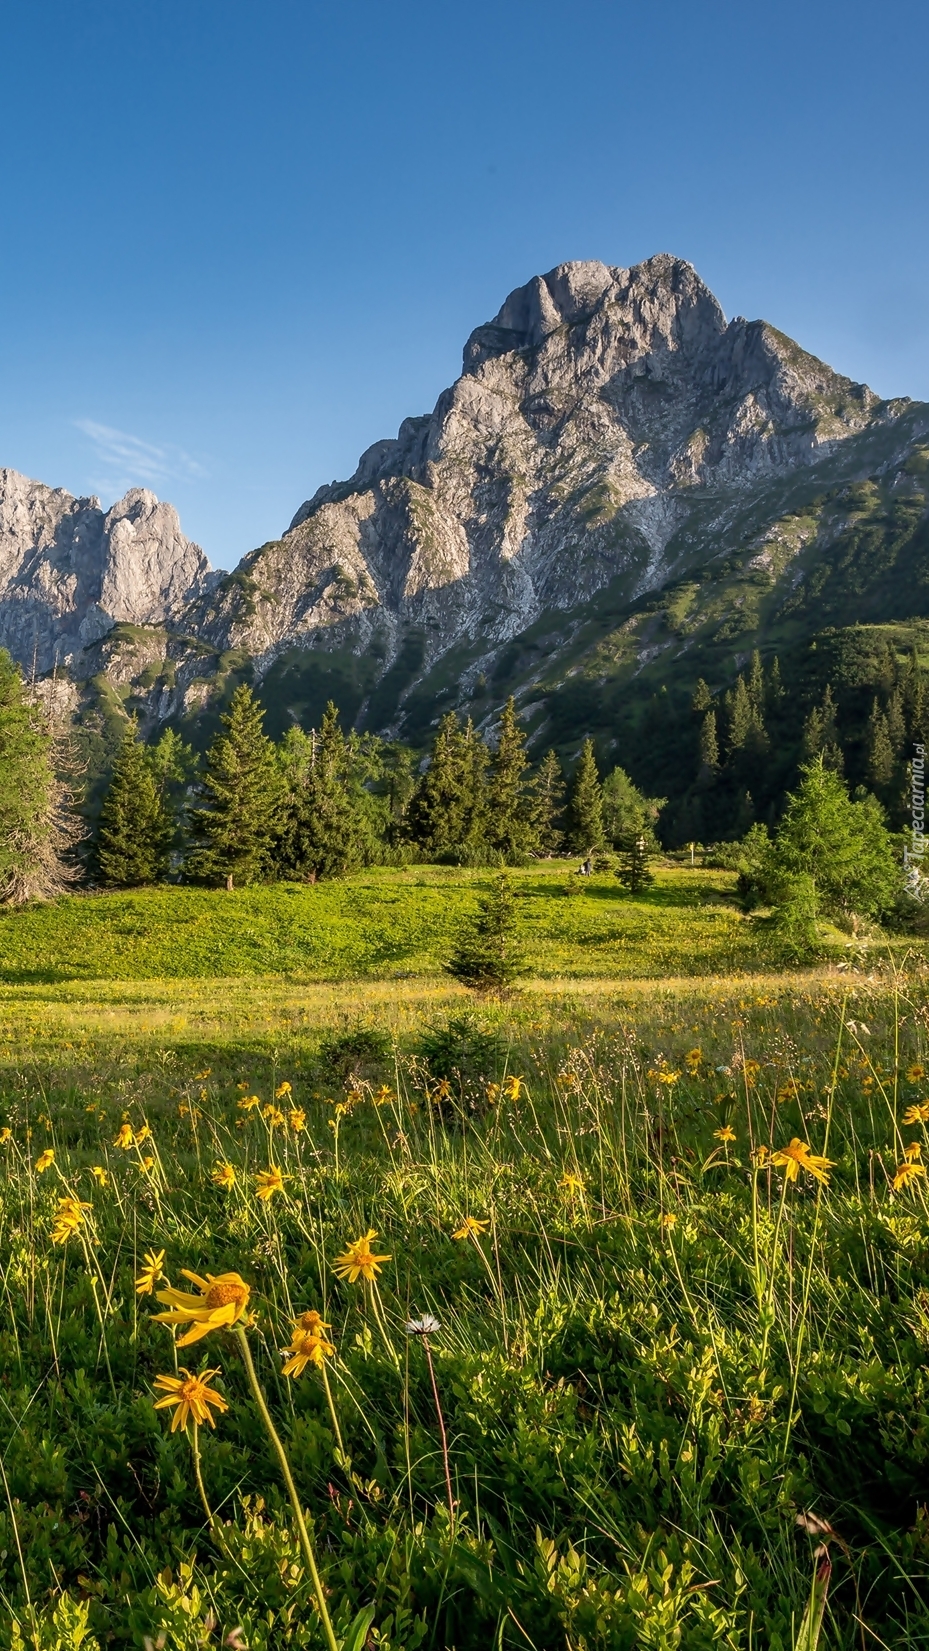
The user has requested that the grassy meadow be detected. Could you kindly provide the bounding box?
[2,868,929,1648]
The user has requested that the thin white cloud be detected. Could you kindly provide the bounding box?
[75,418,209,501]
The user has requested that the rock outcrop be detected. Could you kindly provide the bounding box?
[0,472,212,675]
[187,254,901,681]
[2,254,926,738]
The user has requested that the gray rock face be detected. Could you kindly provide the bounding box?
[1,254,920,732]
[193,254,896,682]
[0,471,212,674]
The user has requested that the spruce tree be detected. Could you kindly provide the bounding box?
[691,678,713,714]
[565,738,605,855]
[96,720,172,887]
[188,685,281,887]
[408,712,489,862]
[698,710,720,773]
[866,699,895,791]
[616,828,654,894]
[748,650,765,718]
[528,749,566,856]
[446,873,528,994]
[487,697,531,861]
[147,727,197,859]
[726,676,754,756]
[277,704,365,880]
[0,649,79,904]
[802,685,843,772]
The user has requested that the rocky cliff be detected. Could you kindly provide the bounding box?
[2,254,928,747]
[0,472,213,675]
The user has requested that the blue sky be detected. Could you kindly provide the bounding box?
[0,0,926,569]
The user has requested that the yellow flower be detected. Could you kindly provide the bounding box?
[685,1047,702,1073]
[906,1063,926,1083]
[485,1082,501,1104]
[333,1229,392,1282]
[114,1124,134,1150]
[751,1144,771,1167]
[152,1368,228,1432]
[660,1212,677,1231]
[135,1249,166,1295]
[288,1109,306,1133]
[50,1196,92,1244]
[452,1216,490,1240]
[904,1141,923,1162]
[139,1155,155,1174]
[281,1315,336,1377]
[274,1081,292,1098]
[657,1070,681,1086]
[503,1076,524,1101]
[212,1162,236,1189]
[714,1126,737,1144]
[770,1138,835,1186]
[35,1149,55,1173]
[194,1069,212,1080]
[742,1059,761,1088]
[152,1269,251,1346]
[134,1124,152,1145]
[372,1086,393,1107]
[902,1102,929,1124]
[238,1094,261,1112]
[262,1104,286,1128]
[559,1172,585,1198]
[254,1166,286,1201]
[776,1078,803,1102]
[892,1159,926,1192]
[0,1127,11,1144]
[90,1165,108,1186]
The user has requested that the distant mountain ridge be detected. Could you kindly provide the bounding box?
[1,255,928,773]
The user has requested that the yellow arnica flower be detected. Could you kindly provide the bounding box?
[559,1172,585,1197]
[275,1081,292,1098]
[893,1159,926,1192]
[333,1229,392,1282]
[135,1249,166,1295]
[35,1149,55,1173]
[904,1141,923,1163]
[51,1196,92,1244]
[658,1070,681,1086]
[139,1155,155,1174]
[906,1063,926,1083]
[153,1368,228,1432]
[752,1144,771,1167]
[503,1076,524,1101]
[452,1216,490,1240]
[685,1047,702,1071]
[153,1269,251,1346]
[902,1102,929,1125]
[212,1162,236,1189]
[114,1124,134,1150]
[262,1104,286,1128]
[281,1318,335,1377]
[238,1094,261,1111]
[289,1108,306,1132]
[714,1126,737,1143]
[0,1127,11,1144]
[372,1086,392,1107]
[485,1082,501,1104]
[770,1138,835,1185]
[134,1124,152,1145]
[90,1165,107,1186]
[660,1212,677,1231]
[254,1166,286,1201]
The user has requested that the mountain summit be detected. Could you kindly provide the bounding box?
[1,255,927,762]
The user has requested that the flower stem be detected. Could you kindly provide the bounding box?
[423,1336,455,1536]
[235,1328,339,1651]
[189,1423,216,1532]
[320,1357,346,1460]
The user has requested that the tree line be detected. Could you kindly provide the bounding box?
[0,654,661,899]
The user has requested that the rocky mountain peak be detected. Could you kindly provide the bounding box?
[0,469,212,674]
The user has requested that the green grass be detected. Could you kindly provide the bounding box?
[2,959,929,1648]
[0,864,772,984]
